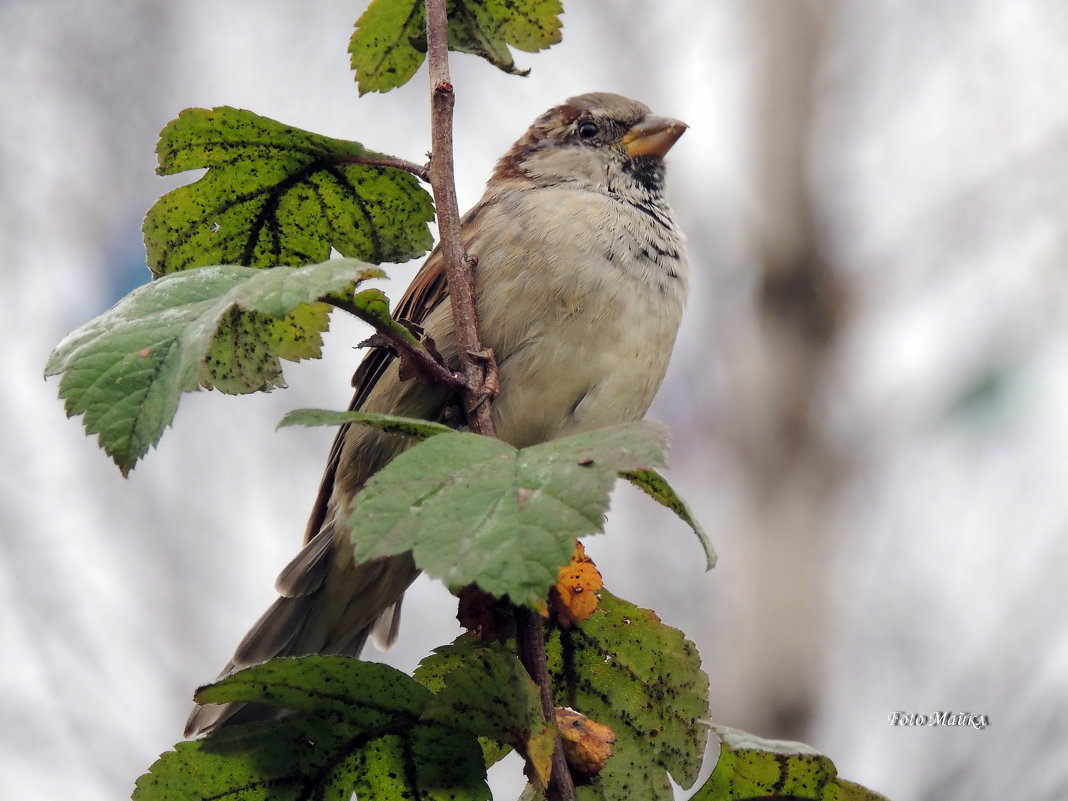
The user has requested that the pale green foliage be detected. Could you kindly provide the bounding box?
[348,422,669,606]
[45,260,380,474]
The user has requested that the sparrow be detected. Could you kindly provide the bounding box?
[186,92,689,735]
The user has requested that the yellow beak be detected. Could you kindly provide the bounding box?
[623,115,688,158]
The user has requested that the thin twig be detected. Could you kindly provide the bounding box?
[325,297,466,394]
[515,607,578,801]
[424,0,498,438]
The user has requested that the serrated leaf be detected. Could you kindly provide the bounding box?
[195,655,432,719]
[136,657,489,801]
[134,716,360,801]
[144,106,434,274]
[348,422,668,607]
[622,468,717,569]
[279,408,455,438]
[45,260,378,474]
[419,640,553,786]
[480,0,564,52]
[692,726,891,801]
[349,0,563,93]
[350,0,429,94]
[545,590,710,801]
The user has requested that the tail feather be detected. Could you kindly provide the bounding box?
[274,525,335,597]
[233,594,315,665]
[370,599,405,651]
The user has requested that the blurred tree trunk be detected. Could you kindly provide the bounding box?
[724,0,845,738]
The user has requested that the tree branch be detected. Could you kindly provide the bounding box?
[515,607,578,801]
[422,3,573,799]
[424,0,497,438]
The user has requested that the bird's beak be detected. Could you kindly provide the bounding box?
[623,116,688,158]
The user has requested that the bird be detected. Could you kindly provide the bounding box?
[186,92,689,735]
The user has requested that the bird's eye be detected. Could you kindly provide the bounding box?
[577,120,599,139]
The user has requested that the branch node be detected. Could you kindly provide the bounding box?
[464,348,499,416]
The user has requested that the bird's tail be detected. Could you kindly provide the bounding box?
[184,525,418,737]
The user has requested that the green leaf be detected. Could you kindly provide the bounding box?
[45,260,379,474]
[136,657,489,801]
[448,0,563,74]
[477,0,564,52]
[419,639,554,783]
[692,726,891,801]
[545,590,710,801]
[351,286,424,347]
[350,0,428,94]
[279,409,455,439]
[194,655,432,718]
[349,0,563,94]
[414,636,514,770]
[622,468,717,569]
[144,106,434,274]
[348,422,668,607]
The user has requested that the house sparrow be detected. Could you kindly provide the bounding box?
[186,92,688,735]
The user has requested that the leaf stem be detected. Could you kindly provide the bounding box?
[341,153,431,182]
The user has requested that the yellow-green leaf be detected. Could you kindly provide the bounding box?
[693,726,891,801]
[545,590,710,801]
[279,409,454,440]
[135,656,490,801]
[349,0,563,94]
[144,106,434,274]
[419,640,553,784]
[622,468,716,569]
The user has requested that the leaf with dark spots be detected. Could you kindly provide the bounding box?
[544,590,709,801]
[134,656,489,801]
[350,0,563,93]
[144,107,434,274]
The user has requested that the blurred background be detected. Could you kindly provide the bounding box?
[3,1,1067,798]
